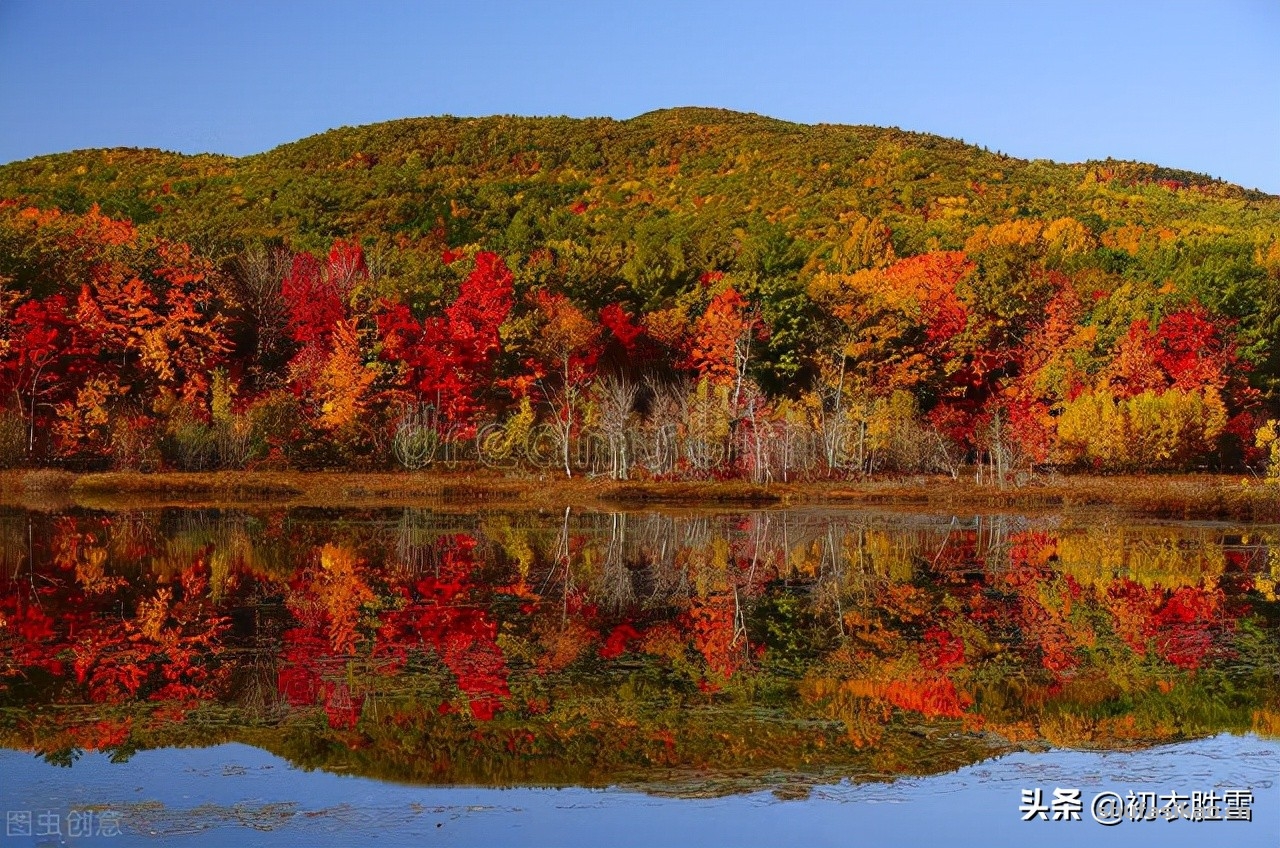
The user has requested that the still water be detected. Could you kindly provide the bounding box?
[0,505,1276,846]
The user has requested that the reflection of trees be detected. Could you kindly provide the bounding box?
[600,513,635,611]
[0,506,1277,788]
[392,509,480,573]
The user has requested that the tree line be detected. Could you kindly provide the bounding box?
[0,200,1277,480]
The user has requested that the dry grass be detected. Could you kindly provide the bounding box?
[17,469,76,492]
[0,469,1275,519]
[819,475,1280,521]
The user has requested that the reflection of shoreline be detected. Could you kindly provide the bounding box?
[0,506,1275,793]
[3,469,1278,521]
[1,736,1276,846]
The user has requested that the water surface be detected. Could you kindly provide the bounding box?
[1,505,1276,844]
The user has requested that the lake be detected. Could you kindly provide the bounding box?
[0,505,1276,846]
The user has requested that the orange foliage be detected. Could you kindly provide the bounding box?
[688,287,753,384]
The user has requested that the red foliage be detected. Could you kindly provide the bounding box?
[687,287,753,383]
[922,627,966,670]
[282,247,357,347]
[688,593,743,681]
[379,252,514,431]
[882,675,972,719]
[1105,580,1231,670]
[599,303,645,353]
[283,254,340,346]
[375,535,511,720]
[1107,306,1237,398]
[1153,307,1234,392]
[882,252,971,344]
[599,622,643,659]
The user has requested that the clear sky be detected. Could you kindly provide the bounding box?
[1,0,1277,193]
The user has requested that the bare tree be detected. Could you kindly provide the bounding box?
[638,376,687,477]
[595,374,639,480]
[230,245,291,388]
[976,408,1029,488]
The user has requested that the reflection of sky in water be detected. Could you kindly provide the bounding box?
[2,734,1275,847]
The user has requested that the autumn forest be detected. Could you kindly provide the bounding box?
[2,108,1280,837]
[1,108,1279,480]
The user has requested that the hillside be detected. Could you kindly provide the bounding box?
[0,109,1278,477]
[2,108,1276,280]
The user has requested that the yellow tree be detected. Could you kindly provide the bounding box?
[314,318,381,432]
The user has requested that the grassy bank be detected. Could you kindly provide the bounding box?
[1,468,1277,519]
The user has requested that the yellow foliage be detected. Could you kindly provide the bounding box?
[315,319,380,431]
[1042,217,1097,257]
[643,304,689,349]
[861,530,915,582]
[1254,240,1280,278]
[136,588,172,642]
[136,326,176,382]
[832,213,896,271]
[865,391,919,453]
[1055,388,1227,470]
[1252,545,1278,602]
[689,535,732,598]
[1100,224,1150,255]
[484,395,536,462]
[964,219,1044,253]
[211,369,235,424]
[798,675,891,748]
[53,376,124,454]
[1057,527,1226,590]
[806,268,881,319]
[316,543,375,653]
[1256,420,1280,481]
[684,377,733,443]
[1253,708,1280,739]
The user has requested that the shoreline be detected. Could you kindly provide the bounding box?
[1,469,1277,519]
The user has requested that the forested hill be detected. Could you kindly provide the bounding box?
[2,107,1276,279]
[1,109,1279,476]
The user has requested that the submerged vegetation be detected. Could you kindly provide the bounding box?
[0,109,1277,480]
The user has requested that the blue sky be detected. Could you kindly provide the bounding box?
[1,0,1277,193]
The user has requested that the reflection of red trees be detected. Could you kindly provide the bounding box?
[1002,531,1083,673]
[1,511,1269,771]
[922,627,965,670]
[689,593,743,684]
[1106,581,1231,670]
[278,544,376,728]
[838,672,973,721]
[882,675,972,719]
[322,681,365,730]
[277,622,364,730]
[377,535,511,720]
[83,563,229,702]
[2,602,62,674]
[278,629,327,707]
[1,543,229,706]
[533,616,598,674]
[599,623,643,660]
